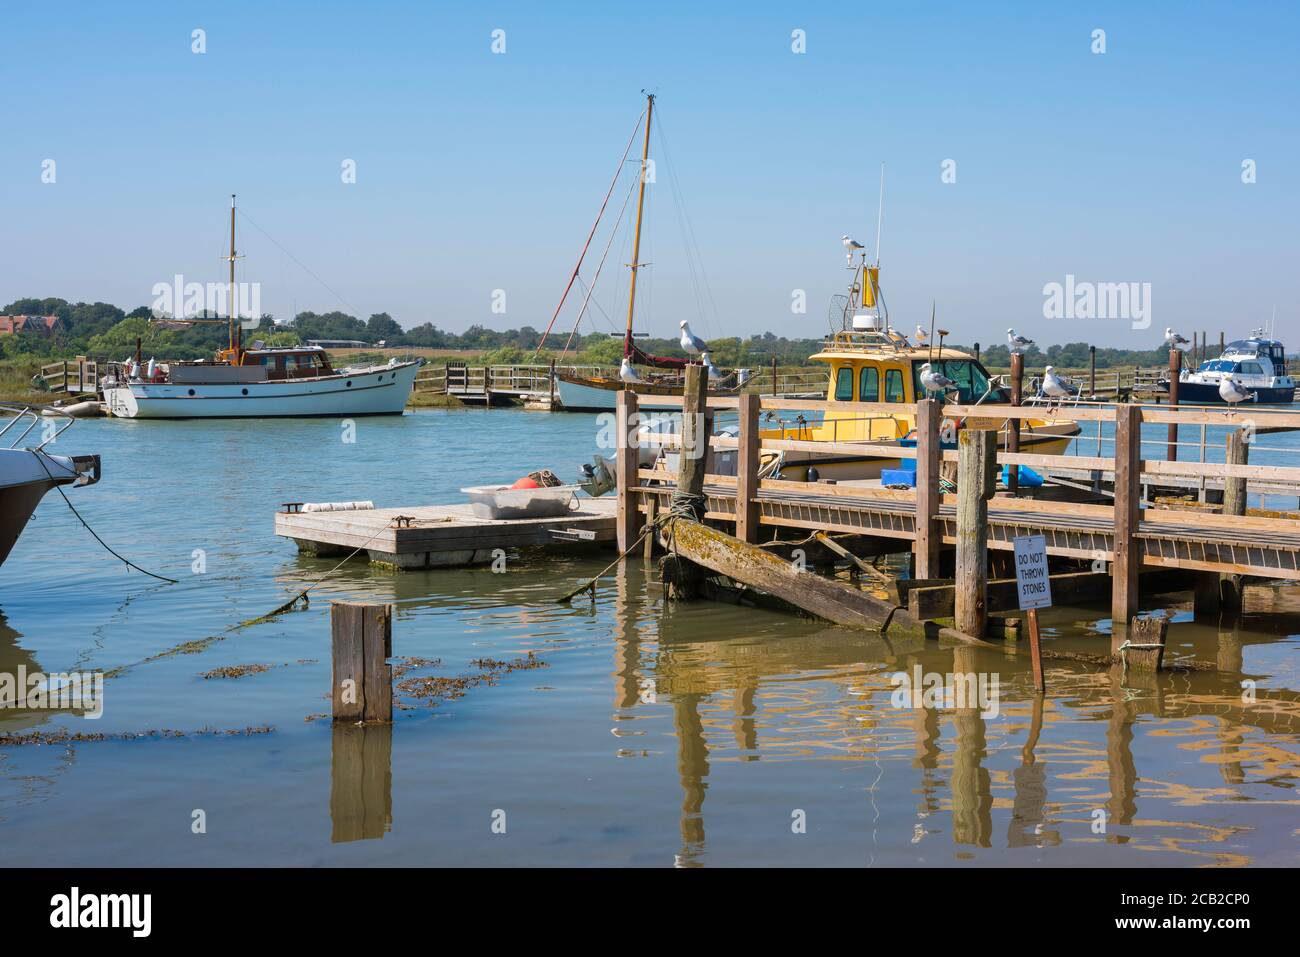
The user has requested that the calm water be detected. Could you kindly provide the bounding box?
[2,408,1298,867]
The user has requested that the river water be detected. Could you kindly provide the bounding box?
[1,408,1297,866]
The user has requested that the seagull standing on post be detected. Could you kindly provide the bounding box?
[914,325,928,345]
[619,357,641,383]
[1007,328,1034,353]
[1164,327,1191,351]
[1218,376,1255,408]
[679,320,709,361]
[842,235,865,265]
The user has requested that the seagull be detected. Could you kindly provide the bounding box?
[1007,328,1034,352]
[701,351,723,381]
[619,357,641,383]
[1164,327,1191,350]
[1042,365,1073,400]
[918,362,956,396]
[679,320,709,359]
[914,325,928,345]
[842,235,865,252]
[1218,376,1255,407]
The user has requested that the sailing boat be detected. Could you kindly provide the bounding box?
[101,197,422,419]
[550,95,742,412]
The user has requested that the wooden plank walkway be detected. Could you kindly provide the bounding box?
[275,499,616,569]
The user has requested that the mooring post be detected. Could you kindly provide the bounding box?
[735,392,761,544]
[1166,348,1181,461]
[1111,405,1143,650]
[678,363,710,508]
[1007,352,1024,493]
[1089,345,1096,397]
[1123,616,1168,672]
[331,601,393,723]
[771,356,778,395]
[913,398,942,578]
[1220,427,1249,613]
[954,428,996,638]
[615,389,641,553]
[548,358,556,406]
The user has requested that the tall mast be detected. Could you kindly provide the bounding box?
[227,194,240,357]
[623,93,654,358]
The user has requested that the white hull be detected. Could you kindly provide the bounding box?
[102,361,420,419]
[0,448,100,568]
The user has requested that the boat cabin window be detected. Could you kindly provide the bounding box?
[1204,360,1235,372]
[884,368,905,403]
[1240,361,1266,376]
[834,367,854,401]
[858,367,879,402]
[910,359,1000,404]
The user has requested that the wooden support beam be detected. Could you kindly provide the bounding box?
[678,364,710,515]
[1112,405,1143,649]
[331,601,393,723]
[1007,352,1023,493]
[913,397,942,578]
[615,389,641,553]
[735,392,761,543]
[1220,427,1249,613]
[954,428,995,638]
[1166,348,1181,461]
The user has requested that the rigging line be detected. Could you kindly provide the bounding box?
[655,111,724,336]
[30,451,179,584]
[236,208,360,317]
[535,109,647,357]
[655,118,707,329]
[560,176,640,359]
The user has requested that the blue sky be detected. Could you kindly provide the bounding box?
[1,1,1296,348]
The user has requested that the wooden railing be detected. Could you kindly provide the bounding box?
[37,357,99,394]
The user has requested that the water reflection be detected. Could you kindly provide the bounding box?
[329,723,393,843]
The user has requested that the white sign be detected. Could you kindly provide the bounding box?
[1013,534,1052,610]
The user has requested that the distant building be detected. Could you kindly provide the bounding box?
[0,315,63,335]
[306,338,371,349]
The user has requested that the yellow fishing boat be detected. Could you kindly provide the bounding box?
[759,258,1081,482]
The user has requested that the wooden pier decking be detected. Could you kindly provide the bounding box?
[613,390,1300,648]
[275,499,616,568]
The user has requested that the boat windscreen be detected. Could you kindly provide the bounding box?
[911,359,1004,404]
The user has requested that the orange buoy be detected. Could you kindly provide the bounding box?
[510,476,540,489]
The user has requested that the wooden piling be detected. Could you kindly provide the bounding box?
[1221,427,1249,612]
[735,392,761,544]
[331,601,393,723]
[1166,348,1181,461]
[678,364,710,512]
[1112,405,1144,649]
[954,428,995,638]
[615,389,641,553]
[1124,616,1168,671]
[1088,345,1096,398]
[913,398,942,579]
[1007,352,1023,493]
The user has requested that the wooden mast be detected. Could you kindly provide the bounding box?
[622,93,654,358]
[226,194,241,361]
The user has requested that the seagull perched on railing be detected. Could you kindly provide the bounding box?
[1007,328,1034,352]
[1042,366,1073,399]
[1164,327,1191,350]
[1218,376,1256,408]
[701,351,723,381]
[679,320,709,359]
[914,325,928,345]
[918,362,956,397]
[619,357,641,383]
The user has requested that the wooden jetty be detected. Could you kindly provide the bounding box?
[275,499,616,568]
[614,387,1300,652]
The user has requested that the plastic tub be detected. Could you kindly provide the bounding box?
[460,484,580,520]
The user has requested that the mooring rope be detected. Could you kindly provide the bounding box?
[31,450,179,584]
